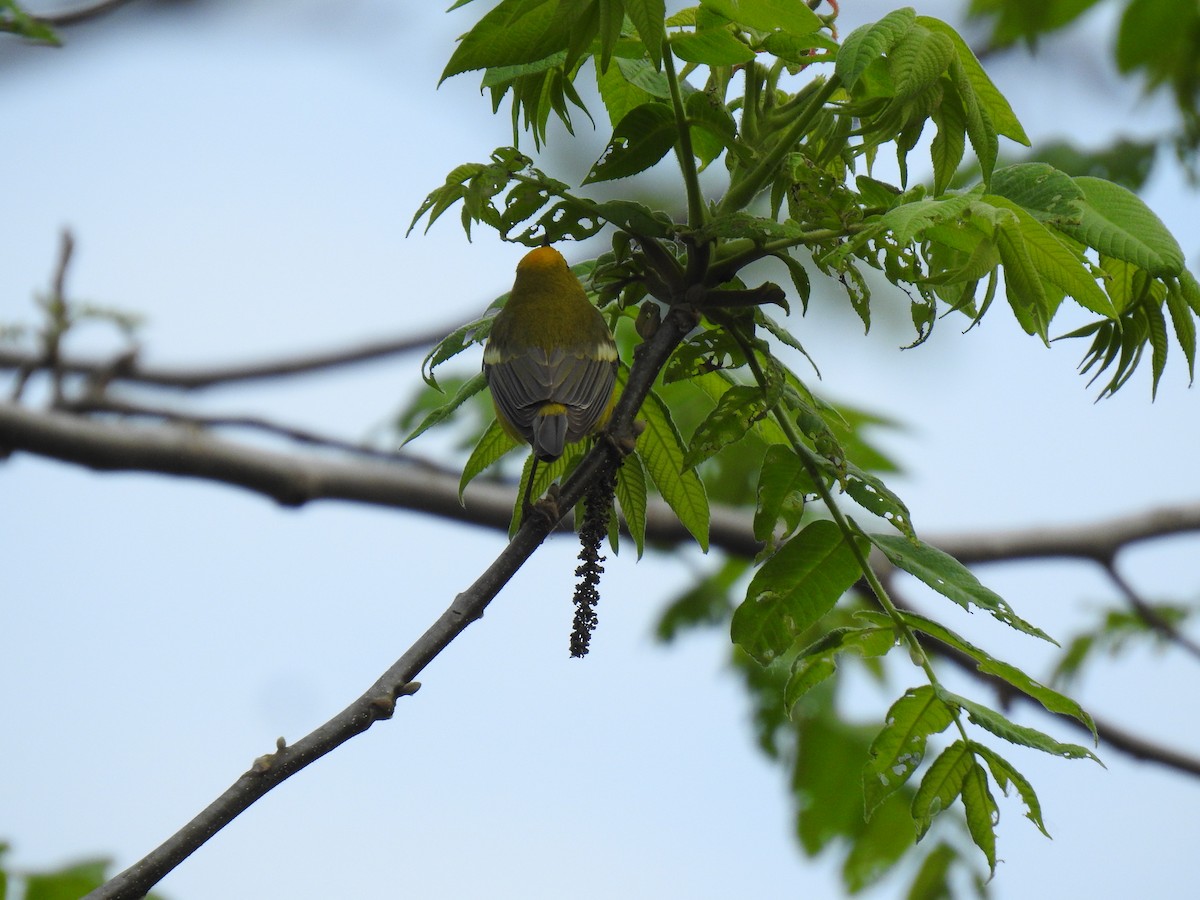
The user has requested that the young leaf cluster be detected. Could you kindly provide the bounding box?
[402,0,1198,889]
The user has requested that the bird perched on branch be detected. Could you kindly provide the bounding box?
[483,245,618,508]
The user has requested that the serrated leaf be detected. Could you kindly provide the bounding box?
[1165,280,1197,384]
[753,443,812,543]
[917,16,1027,145]
[402,371,490,446]
[585,102,678,184]
[843,463,914,537]
[441,0,560,82]
[901,610,1096,738]
[671,27,756,65]
[615,448,648,558]
[1146,297,1169,398]
[889,25,956,101]
[988,162,1083,226]
[597,53,656,126]
[941,689,1102,763]
[663,329,748,383]
[459,418,522,500]
[784,657,837,709]
[625,0,666,67]
[879,193,974,245]
[994,209,1051,339]
[960,759,998,877]
[701,0,822,35]
[639,388,711,550]
[912,740,973,840]
[985,194,1115,318]
[685,383,770,468]
[869,533,1055,643]
[863,685,955,818]
[732,519,861,664]
[971,742,1051,838]
[837,8,916,89]
[930,94,966,196]
[420,313,496,390]
[1059,176,1185,277]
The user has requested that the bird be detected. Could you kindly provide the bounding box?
[483,245,618,510]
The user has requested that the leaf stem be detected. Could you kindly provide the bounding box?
[663,44,706,235]
[735,333,971,743]
[718,73,841,216]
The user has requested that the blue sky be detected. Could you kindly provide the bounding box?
[3,2,1199,897]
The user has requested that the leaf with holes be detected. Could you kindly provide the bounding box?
[732,520,861,664]
[585,102,678,184]
[863,685,956,818]
[869,534,1054,643]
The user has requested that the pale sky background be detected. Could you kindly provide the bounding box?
[3,1,1199,898]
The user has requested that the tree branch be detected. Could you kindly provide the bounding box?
[32,0,137,27]
[0,324,456,391]
[82,297,701,900]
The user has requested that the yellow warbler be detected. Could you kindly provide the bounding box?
[483,245,618,482]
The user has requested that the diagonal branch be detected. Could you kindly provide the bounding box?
[83,298,702,900]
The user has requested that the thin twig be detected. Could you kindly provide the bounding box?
[0,324,459,390]
[1103,561,1200,663]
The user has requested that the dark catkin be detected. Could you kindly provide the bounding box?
[570,453,620,657]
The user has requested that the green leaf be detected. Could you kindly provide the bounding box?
[784,657,837,707]
[701,0,822,35]
[901,609,1097,738]
[985,194,1116,318]
[971,742,1051,838]
[585,102,678,183]
[638,388,711,550]
[917,16,1028,145]
[0,0,60,44]
[624,0,667,67]
[663,329,748,383]
[993,207,1052,339]
[905,842,959,900]
[753,443,812,544]
[597,52,656,126]
[837,8,916,89]
[863,685,955,818]
[912,740,973,840]
[732,519,862,664]
[615,448,649,558]
[459,418,522,500]
[1058,176,1185,277]
[1146,296,1169,398]
[420,312,496,390]
[879,193,974,245]
[684,384,770,468]
[941,689,1102,763]
[889,25,956,101]
[24,858,111,900]
[401,372,489,446]
[869,533,1055,642]
[670,27,756,65]
[843,463,914,538]
[960,759,998,877]
[441,0,560,82]
[930,94,967,196]
[1165,279,1197,384]
[988,162,1083,226]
